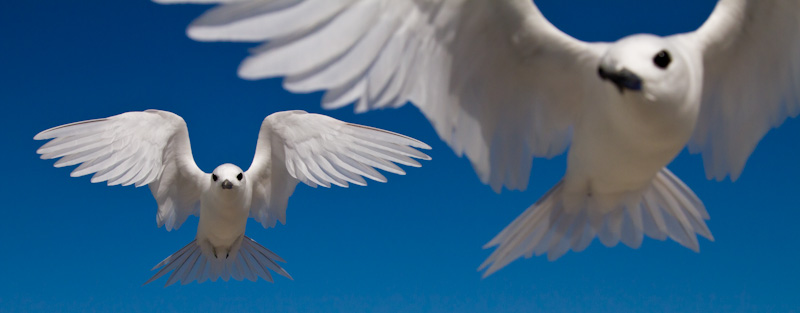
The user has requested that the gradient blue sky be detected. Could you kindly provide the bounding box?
[2,1,799,312]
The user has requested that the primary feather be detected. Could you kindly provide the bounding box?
[160,0,605,192]
[684,0,800,181]
[35,110,206,231]
[246,110,431,229]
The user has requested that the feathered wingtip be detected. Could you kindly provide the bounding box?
[144,236,292,287]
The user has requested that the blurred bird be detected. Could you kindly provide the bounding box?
[35,109,431,285]
[154,0,800,275]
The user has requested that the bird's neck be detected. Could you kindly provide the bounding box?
[202,187,251,218]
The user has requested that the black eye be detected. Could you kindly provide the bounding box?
[653,50,671,69]
[237,173,243,181]
[212,174,218,182]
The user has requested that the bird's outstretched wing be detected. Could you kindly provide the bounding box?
[156,0,606,192]
[34,110,207,231]
[245,110,430,229]
[682,0,800,181]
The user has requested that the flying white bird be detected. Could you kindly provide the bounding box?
[154,0,800,275]
[34,109,431,286]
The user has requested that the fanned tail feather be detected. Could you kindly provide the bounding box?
[144,236,292,286]
[480,168,713,277]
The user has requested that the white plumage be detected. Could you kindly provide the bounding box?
[155,0,800,275]
[35,109,431,285]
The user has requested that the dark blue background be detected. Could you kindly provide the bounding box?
[2,1,798,312]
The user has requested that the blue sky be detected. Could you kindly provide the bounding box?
[2,1,799,312]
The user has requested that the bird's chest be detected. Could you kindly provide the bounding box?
[197,191,251,240]
[567,93,699,191]
[200,191,251,220]
[581,90,697,154]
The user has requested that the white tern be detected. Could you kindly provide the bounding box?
[35,109,431,285]
[153,0,800,276]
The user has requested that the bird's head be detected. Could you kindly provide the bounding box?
[211,163,245,191]
[598,34,696,106]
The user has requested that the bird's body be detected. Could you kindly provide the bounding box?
[154,0,799,275]
[196,164,250,260]
[36,110,431,286]
[566,34,701,210]
[476,34,714,268]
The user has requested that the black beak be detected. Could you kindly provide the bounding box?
[598,66,642,93]
[221,179,233,190]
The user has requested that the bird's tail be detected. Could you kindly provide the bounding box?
[479,168,714,277]
[144,236,292,286]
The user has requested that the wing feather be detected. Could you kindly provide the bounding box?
[683,0,800,180]
[156,0,605,192]
[35,110,207,230]
[245,110,430,229]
